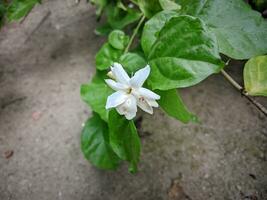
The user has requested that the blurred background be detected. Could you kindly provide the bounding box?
[0,0,267,199]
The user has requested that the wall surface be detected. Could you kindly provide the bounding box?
[0,1,266,200]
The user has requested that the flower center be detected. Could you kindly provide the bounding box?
[127,87,132,94]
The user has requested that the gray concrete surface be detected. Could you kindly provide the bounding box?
[0,1,266,200]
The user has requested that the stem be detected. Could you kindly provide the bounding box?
[221,69,267,117]
[124,15,146,53]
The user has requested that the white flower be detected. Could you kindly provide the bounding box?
[105,62,160,120]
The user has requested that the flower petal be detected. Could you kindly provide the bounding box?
[105,91,128,109]
[116,95,137,120]
[138,87,160,100]
[130,65,150,87]
[147,99,159,107]
[111,62,130,84]
[137,97,153,114]
[105,79,128,91]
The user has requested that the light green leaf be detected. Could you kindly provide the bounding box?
[108,109,141,173]
[244,55,267,96]
[177,0,267,59]
[7,0,40,22]
[95,43,123,70]
[147,15,224,90]
[157,89,198,123]
[141,10,179,57]
[81,72,113,122]
[108,30,129,50]
[106,5,142,29]
[119,52,147,74]
[81,113,121,170]
[137,0,162,18]
[159,0,181,11]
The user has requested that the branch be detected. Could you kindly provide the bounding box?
[124,15,145,53]
[221,69,267,117]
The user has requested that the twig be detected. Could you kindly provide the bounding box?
[1,96,27,109]
[20,7,33,24]
[24,11,51,43]
[124,15,145,53]
[221,69,267,117]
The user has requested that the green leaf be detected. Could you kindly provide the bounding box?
[7,0,40,22]
[251,0,267,12]
[147,15,224,90]
[95,43,123,70]
[157,89,198,123]
[81,72,113,121]
[0,3,6,27]
[108,109,141,173]
[177,0,267,59]
[141,10,179,57]
[119,52,147,74]
[106,5,142,29]
[159,0,181,11]
[90,0,107,16]
[108,30,129,50]
[81,113,121,170]
[244,55,267,96]
[137,0,162,18]
[94,23,113,36]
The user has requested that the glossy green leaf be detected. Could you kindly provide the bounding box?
[81,72,113,121]
[157,89,198,123]
[7,0,40,22]
[177,0,267,59]
[141,10,179,57]
[108,109,141,173]
[106,5,142,29]
[95,43,123,70]
[244,55,267,96]
[147,15,224,90]
[159,0,181,11]
[119,52,147,74]
[137,0,162,18]
[81,113,120,170]
[108,30,129,50]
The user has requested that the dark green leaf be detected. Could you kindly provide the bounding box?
[94,23,113,36]
[108,109,141,173]
[141,10,179,57]
[137,0,162,18]
[7,0,40,22]
[147,15,224,90]
[81,72,113,121]
[119,52,147,74]
[0,3,6,27]
[106,5,142,29]
[157,89,198,123]
[95,43,123,70]
[244,55,267,96]
[177,0,267,59]
[108,30,129,50]
[81,113,120,170]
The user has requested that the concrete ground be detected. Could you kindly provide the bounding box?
[0,1,266,199]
